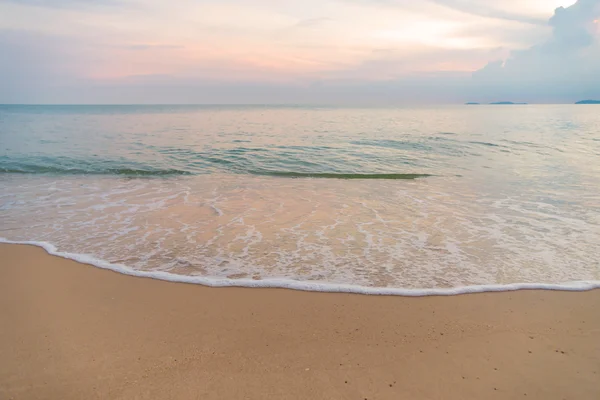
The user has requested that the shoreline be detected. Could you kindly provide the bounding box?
[2,239,600,296]
[1,242,599,400]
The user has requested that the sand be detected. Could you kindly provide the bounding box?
[0,243,599,400]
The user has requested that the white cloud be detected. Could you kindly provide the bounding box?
[472,0,600,101]
[427,0,547,25]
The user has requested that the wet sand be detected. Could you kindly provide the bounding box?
[1,243,599,400]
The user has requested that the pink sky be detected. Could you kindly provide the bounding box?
[0,0,577,81]
[1,0,598,104]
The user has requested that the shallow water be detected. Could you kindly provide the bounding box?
[1,104,599,293]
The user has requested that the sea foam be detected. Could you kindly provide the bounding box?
[2,238,599,297]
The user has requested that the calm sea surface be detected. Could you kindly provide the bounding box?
[1,105,599,293]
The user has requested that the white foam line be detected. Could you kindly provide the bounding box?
[2,238,600,296]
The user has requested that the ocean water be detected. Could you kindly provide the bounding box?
[1,104,599,294]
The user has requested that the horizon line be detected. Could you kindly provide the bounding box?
[1,102,595,107]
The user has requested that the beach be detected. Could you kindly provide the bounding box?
[3,0,600,398]
[1,243,599,400]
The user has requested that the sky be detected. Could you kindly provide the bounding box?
[0,0,598,104]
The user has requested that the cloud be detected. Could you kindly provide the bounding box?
[428,0,547,25]
[1,0,598,104]
[345,0,548,25]
[0,0,119,8]
[473,0,600,98]
[321,46,507,80]
[547,0,600,49]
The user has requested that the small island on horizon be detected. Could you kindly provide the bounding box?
[465,101,528,105]
[575,100,600,104]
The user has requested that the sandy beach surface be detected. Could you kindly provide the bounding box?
[1,243,599,400]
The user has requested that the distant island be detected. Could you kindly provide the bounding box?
[575,100,600,104]
[465,101,528,105]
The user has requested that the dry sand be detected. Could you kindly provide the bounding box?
[1,243,599,400]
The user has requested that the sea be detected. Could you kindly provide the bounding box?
[1,104,599,295]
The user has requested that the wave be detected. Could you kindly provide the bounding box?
[250,172,432,179]
[0,160,431,180]
[469,141,502,147]
[0,165,191,176]
[2,238,600,296]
